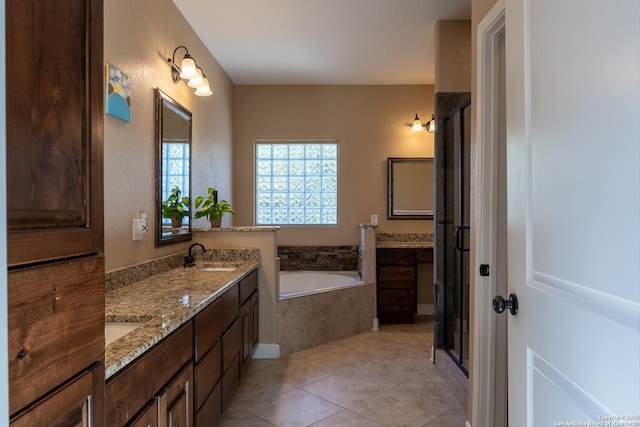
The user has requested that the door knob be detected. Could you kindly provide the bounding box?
[493,293,518,315]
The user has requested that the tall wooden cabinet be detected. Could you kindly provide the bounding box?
[5,0,105,425]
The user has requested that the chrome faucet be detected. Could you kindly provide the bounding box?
[184,243,206,268]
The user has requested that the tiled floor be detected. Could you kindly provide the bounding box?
[220,316,468,427]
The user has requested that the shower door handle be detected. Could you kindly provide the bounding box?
[493,293,518,315]
[455,225,470,252]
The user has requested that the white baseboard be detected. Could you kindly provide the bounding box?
[252,344,280,359]
[417,304,434,315]
[465,421,471,427]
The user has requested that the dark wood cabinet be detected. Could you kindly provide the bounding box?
[239,270,259,374]
[377,247,433,324]
[6,0,105,424]
[6,0,104,267]
[158,364,193,427]
[193,299,223,425]
[105,323,193,426]
[10,365,103,427]
[105,269,258,426]
[129,400,158,427]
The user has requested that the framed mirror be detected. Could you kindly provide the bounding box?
[387,157,434,220]
[155,89,192,246]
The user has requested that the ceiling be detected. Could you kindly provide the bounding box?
[172,0,471,85]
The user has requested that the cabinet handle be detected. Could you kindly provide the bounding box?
[16,349,26,359]
[85,394,93,427]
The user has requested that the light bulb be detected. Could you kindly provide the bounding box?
[179,55,197,79]
[411,114,424,132]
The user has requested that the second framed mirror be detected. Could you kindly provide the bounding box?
[155,89,192,246]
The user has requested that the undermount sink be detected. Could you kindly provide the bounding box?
[105,322,145,345]
[196,263,238,272]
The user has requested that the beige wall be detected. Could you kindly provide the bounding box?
[233,85,435,246]
[103,0,235,271]
[435,20,472,93]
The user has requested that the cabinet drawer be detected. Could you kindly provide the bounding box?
[222,284,239,332]
[194,298,222,362]
[105,322,192,426]
[239,269,258,306]
[377,266,416,288]
[376,248,416,266]
[195,380,221,427]
[194,340,221,411]
[222,319,240,374]
[416,248,433,263]
[8,257,105,415]
[10,364,101,427]
[221,355,240,413]
[378,289,417,311]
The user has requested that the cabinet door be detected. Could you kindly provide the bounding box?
[5,0,104,266]
[129,399,158,427]
[10,366,100,427]
[158,365,193,427]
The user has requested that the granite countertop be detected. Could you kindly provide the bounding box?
[376,241,434,248]
[104,260,259,379]
[375,232,434,249]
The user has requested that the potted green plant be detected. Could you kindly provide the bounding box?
[162,186,190,228]
[194,187,235,227]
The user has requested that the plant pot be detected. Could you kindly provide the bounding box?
[209,218,222,228]
[170,216,183,228]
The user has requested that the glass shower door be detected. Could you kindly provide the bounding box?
[444,99,471,374]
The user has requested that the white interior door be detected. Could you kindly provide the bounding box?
[504,0,640,425]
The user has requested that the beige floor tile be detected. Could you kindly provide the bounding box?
[226,317,466,427]
[422,406,468,427]
[393,373,461,410]
[386,346,434,372]
[348,388,449,427]
[348,357,428,388]
[302,372,386,407]
[335,332,409,357]
[219,408,275,427]
[263,359,339,387]
[310,409,385,427]
[248,389,342,427]
[224,370,297,411]
[304,344,376,371]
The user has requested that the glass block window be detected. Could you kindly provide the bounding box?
[161,141,190,224]
[255,141,338,225]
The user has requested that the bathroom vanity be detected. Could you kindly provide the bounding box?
[104,258,259,426]
[376,234,434,324]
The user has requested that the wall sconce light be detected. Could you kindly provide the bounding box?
[411,113,436,133]
[167,46,213,96]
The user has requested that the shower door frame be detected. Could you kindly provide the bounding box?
[434,92,472,378]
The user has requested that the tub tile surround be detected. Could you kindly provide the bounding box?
[277,283,375,356]
[104,248,260,378]
[278,245,359,271]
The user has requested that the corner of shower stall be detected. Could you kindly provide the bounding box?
[434,92,472,411]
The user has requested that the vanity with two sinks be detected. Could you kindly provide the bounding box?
[104,248,260,425]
